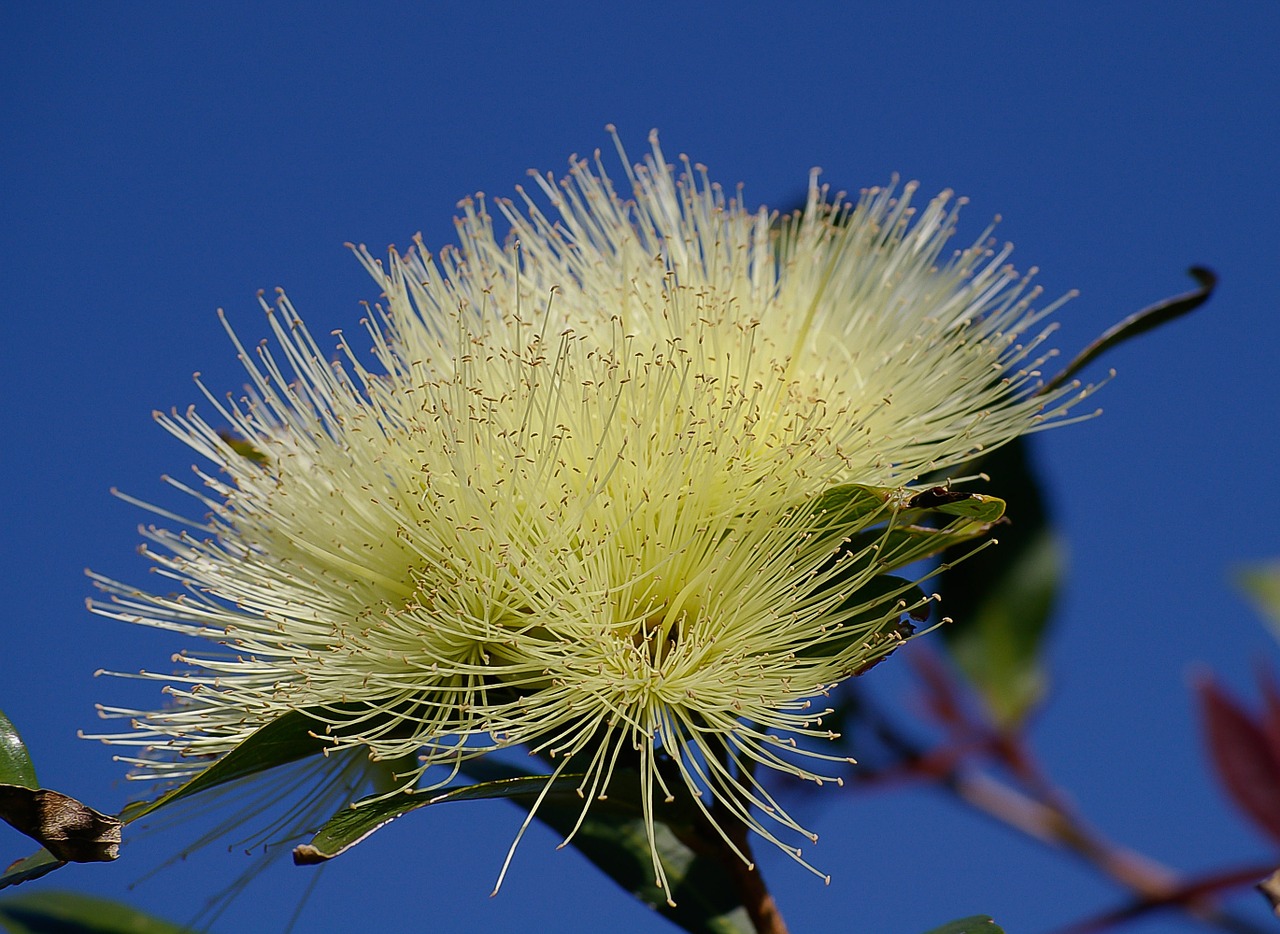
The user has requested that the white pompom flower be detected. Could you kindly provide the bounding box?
[89,129,1092,899]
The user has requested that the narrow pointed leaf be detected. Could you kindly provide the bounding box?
[1039,266,1215,395]
[839,494,1007,578]
[298,756,750,934]
[0,851,63,891]
[293,772,585,864]
[922,916,1005,934]
[1197,676,1280,845]
[0,715,35,792]
[118,708,338,823]
[0,889,193,933]
[806,483,895,528]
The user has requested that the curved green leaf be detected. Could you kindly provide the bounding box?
[0,713,36,791]
[840,493,1007,578]
[0,851,63,891]
[0,889,193,933]
[292,772,585,864]
[298,758,751,934]
[118,708,337,823]
[806,483,894,527]
[462,759,751,934]
[922,916,1005,934]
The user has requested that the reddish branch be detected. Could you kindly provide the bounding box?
[843,650,1277,934]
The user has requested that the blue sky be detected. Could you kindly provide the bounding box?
[2,3,1278,932]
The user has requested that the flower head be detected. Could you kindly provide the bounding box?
[90,130,1091,897]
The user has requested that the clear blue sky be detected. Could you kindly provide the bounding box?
[2,3,1278,932]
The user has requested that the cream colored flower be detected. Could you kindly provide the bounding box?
[90,130,1090,898]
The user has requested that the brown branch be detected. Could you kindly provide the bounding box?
[1050,863,1280,934]
[725,832,788,934]
[706,797,789,934]
[843,677,1270,933]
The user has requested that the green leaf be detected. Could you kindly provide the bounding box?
[921,916,1005,934]
[806,483,895,528]
[292,771,586,864]
[297,758,750,934]
[0,890,193,933]
[842,492,1008,578]
[938,438,1062,727]
[119,708,337,824]
[0,713,36,791]
[0,851,63,891]
[1237,562,1280,641]
[461,759,752,934]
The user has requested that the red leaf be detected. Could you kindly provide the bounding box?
[1257,667,1280,763]
[1197,676,1280,846]
[909,646,969,731]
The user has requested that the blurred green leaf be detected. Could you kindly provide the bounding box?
[217,431,268,465]
[0,851,63,891]
[922,916,1005,934]
[938,438,1062,727]
[0,889,192,933]
[1237,562,1280,640]
[0,713,36,791]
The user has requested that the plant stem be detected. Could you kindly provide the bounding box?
[716,812,789,934]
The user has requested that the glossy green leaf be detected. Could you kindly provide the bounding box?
[118,708,336,824]
[808,484,1004,536]
[298,756,750,934]
[293,771,586,864]
[0,713,36,791]
[841,492,1007,578]
[921,916,1005,934]
[461,759,752,934]
[0,850,63,891]
[0,889,193,933]
[938,439,1061,727]
[806,483,895,528]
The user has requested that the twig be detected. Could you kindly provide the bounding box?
[845,678,1271,933]
[1050,863,1280,934]
[709,797,789,934]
